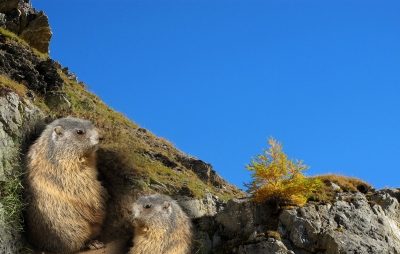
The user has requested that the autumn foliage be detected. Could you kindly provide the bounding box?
[245,138,321,208]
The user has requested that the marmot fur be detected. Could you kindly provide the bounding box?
[25,117,108,253]
[129,194,193,254]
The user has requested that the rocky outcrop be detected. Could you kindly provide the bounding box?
[177,193,226,219]
[279,192,400,254]
[177,154,228,188]
[0,32,63,93]
[0,0,52,53]
[0,92,44,254]
[189,191,400,253]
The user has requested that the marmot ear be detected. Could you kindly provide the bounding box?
[162,201,170,209]
[54,126,64,136]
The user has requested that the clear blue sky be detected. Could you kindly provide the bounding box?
[32,0,399,190]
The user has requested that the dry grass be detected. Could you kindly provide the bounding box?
[308,174,372,203]
[0,75,28,97]
[42,70,240,200]
[0,27,48,59]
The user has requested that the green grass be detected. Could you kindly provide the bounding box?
[0,170,25,231]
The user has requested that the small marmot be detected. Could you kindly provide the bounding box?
[25,117,108,253]
[129,194,193,254]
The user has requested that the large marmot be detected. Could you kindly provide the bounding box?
[25,117,108,253]
[129,194,193,254]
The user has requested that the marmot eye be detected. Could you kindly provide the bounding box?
[76,130,84,135]
[144,204,152,209]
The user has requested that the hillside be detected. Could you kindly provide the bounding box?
[0,1,399,254]
[0,0,245,253]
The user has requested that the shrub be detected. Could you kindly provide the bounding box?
[245,137,321,209]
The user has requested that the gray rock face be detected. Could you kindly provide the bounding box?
[189,190,400,253]
[216,198,273,236]
[0,92,44,254]
[177,193,225,219]
[0,0,52,53]
[279,192,400,254]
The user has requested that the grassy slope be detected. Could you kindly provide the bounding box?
[0,27,244,201]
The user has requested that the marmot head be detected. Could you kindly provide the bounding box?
[46,117,103,158]
[131,194,177,230]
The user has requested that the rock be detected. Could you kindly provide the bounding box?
[44,91,71,110]
[0,0,19,14]
[0,0,52,53]
[279,192,400,253]
[370,190,400,219]
[380,188,400,202]
[19,11,52,54]
[0,92,44,254]
[176,154,238,192]
[0,33,63,93]
[238,238,293,254]
[326,181,341,191]
[215,198,273,237]
[176,193,225,219]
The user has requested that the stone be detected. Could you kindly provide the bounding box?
[279,192,400,253]
[215,198,273,237]
[0,91,44,254]
[0,34,63,93]
[238,239,294,254]
[0,0,52,53]
[177,193,225,219]
[19,11,52,53]
[0,0,19,13]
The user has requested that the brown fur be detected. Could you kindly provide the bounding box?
[25,117,108,253]
[129,194,193,254]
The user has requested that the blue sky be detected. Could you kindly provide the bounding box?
[32,0,399,190]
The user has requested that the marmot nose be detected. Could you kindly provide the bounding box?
[98,133,104,141]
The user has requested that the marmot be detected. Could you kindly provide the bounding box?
[129,194,193,254]
[25,117,108,253]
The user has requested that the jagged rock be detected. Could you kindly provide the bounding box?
[215,198,273,237]
[176,154,227,188]
[0,92,44,254]
[176,193,225,219]
[0,0,19,14]
[381,188,400,202]
[0,0,52,53]
[19,11,52,54]
[0,33,63,93]
[279,192,400,254]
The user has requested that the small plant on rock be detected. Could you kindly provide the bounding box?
[245,137,321,210]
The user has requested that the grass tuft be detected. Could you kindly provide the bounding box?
[308,174,372,203]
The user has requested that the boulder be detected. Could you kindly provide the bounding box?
[19,11,52,54]
[0,0,52,53]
